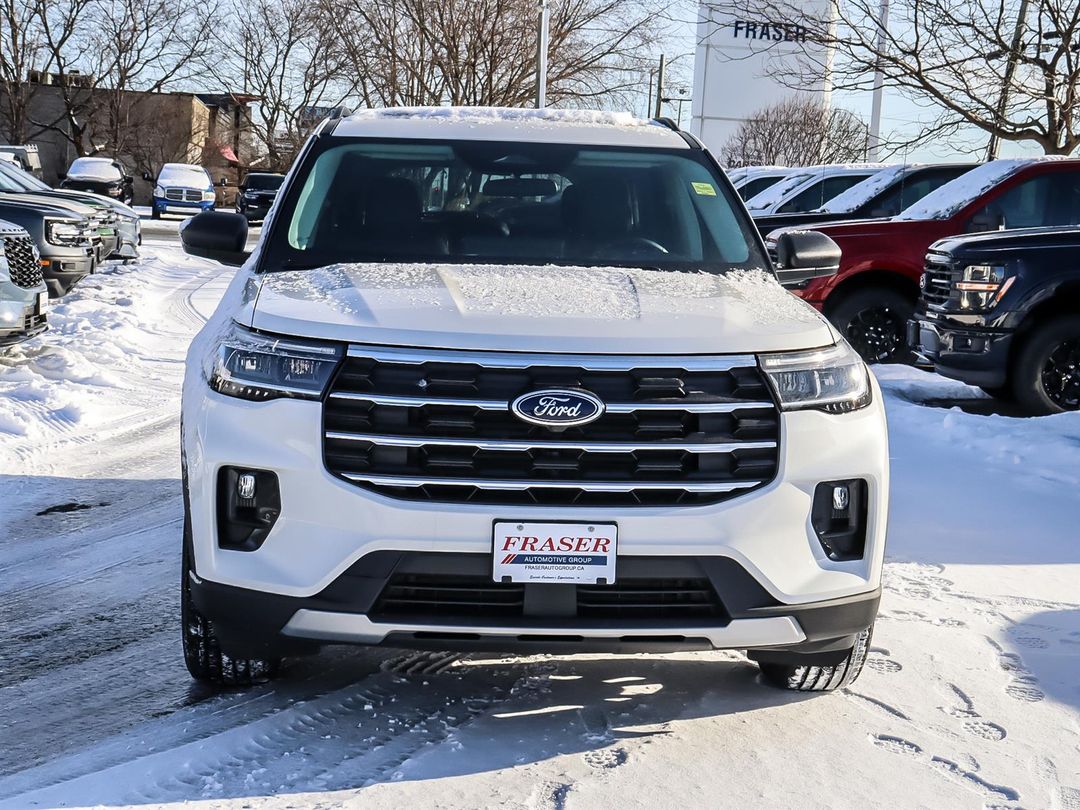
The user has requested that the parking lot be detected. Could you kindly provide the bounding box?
[0,246,1077,809]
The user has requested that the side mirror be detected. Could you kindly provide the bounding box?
[771,230,841,287]
[142,171,153,182]
[966,210,1005,233]
[180,211,250,266]
[217,176,228,187]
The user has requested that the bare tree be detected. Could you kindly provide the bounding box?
[720,96,869,166]
[210,0,352,171]
[328,0,672,109]
[703,0,1080,155]
[33,0,217,156]
[0,0,49,143]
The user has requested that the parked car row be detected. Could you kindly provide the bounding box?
[747,157,1080,414]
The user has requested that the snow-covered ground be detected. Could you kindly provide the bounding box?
[1,249,1078,810]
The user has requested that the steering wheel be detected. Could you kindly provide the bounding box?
[601,236,670,257]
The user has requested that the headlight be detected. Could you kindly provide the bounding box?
[154,185,164,197]
[955,264,1013,310]
[208,322,343,401]
[44,218,85,246]
[760,341,871,414]
[107,186,121,196]
[244,190,258,199]
[203,189,216,202]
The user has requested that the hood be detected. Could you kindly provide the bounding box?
[51,189,136,217]
[933,226,1080,255]
[0,191,96,216]
[247,263,836,354]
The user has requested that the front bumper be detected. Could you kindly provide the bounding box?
[41,252,95,297]
[111,218,140,259]
[909,313,1014,388]
[183,373,889,656]
[0,295,47,345]
[154,196,214,215]
[236,199,273,220]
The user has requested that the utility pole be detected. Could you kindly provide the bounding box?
[987,0,1030,160]
[868,0,889,160]
[653,54,666,119]
[535,0,549,109]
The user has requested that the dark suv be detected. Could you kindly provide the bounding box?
[912,226,1080,413]
[235,172,285,222]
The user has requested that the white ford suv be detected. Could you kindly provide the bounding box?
[179,108,889,692]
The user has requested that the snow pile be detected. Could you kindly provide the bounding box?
[895,157,1066,221]
[0,252,217,463]
[345,106,655,130]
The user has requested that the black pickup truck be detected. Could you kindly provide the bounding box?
[910,226,1080,414]
[754,163,973,237]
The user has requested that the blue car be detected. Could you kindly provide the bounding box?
[150,163,217,219]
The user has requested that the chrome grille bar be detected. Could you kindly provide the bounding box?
[347,345,757,371]
[326,431,777,453]
[327,391,774,413]
[340,473,762,493]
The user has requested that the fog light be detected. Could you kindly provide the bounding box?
[217,467,280,551]
[812,479,868,561]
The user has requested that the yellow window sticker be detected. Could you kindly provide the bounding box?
[691,182,717,197]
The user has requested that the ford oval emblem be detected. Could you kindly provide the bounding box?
[511,389,605,428]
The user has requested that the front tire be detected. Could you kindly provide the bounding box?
[181,532,280,687]
[758,626,872,692]
[829,287,915,364]
[1011,315,1080,414]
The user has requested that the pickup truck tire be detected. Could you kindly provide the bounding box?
[1012,315,1080,414]
[829,288,915,364]
[181,538,280,687]
[757,626,872,692]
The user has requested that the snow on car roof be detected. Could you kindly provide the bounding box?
[818,164,923,214]
[334,106,688,148]
[744,163,891,211]
[895,157,1071,221]
[67,157,122,181]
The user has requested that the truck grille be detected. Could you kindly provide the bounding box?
[323,346,780,506]
[922,252,954,308]
[164,188,203,202]
[4,235,42,288]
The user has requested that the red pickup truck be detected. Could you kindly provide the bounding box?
[769,158,1080,361]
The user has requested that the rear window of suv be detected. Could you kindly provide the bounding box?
[269,139,763,272]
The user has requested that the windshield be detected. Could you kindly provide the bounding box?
[0,160,40,191]
[895,159,1044,221]
[159,165,211,188]
[268,139,762,271]
[745,172,813,211]
[68,158,122,182]
[246,174,284,191]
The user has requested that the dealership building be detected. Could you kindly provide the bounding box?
[689,1,834,155]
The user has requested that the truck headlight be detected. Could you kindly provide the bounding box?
[203,189,216,202]
[208,322,343,401]
[154,185,164,197]
[956,264,1013,310]
[44,218,85,246]
[760,341,871,414]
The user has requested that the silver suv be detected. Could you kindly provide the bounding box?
[0,219,48,346]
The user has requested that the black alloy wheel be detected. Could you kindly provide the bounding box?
[1040,337,1080,411]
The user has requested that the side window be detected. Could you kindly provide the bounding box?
[966,174,1065,231]
[778,174,871,213]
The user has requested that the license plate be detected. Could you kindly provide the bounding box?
[493,521,617,584]
[36,291,47,314]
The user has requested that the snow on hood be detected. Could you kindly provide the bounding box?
[158,164,211,189]
[66,158,122,182]
[895,158,1066,221]
[247,263,834,354]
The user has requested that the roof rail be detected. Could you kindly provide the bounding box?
[652,116,680,132]
[328,106,351,120]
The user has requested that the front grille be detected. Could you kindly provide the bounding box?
[922,252,954,308]
[323,346,780,506]
[164,188,203,202]
[4,235,42,288]
[372,572,724,621]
